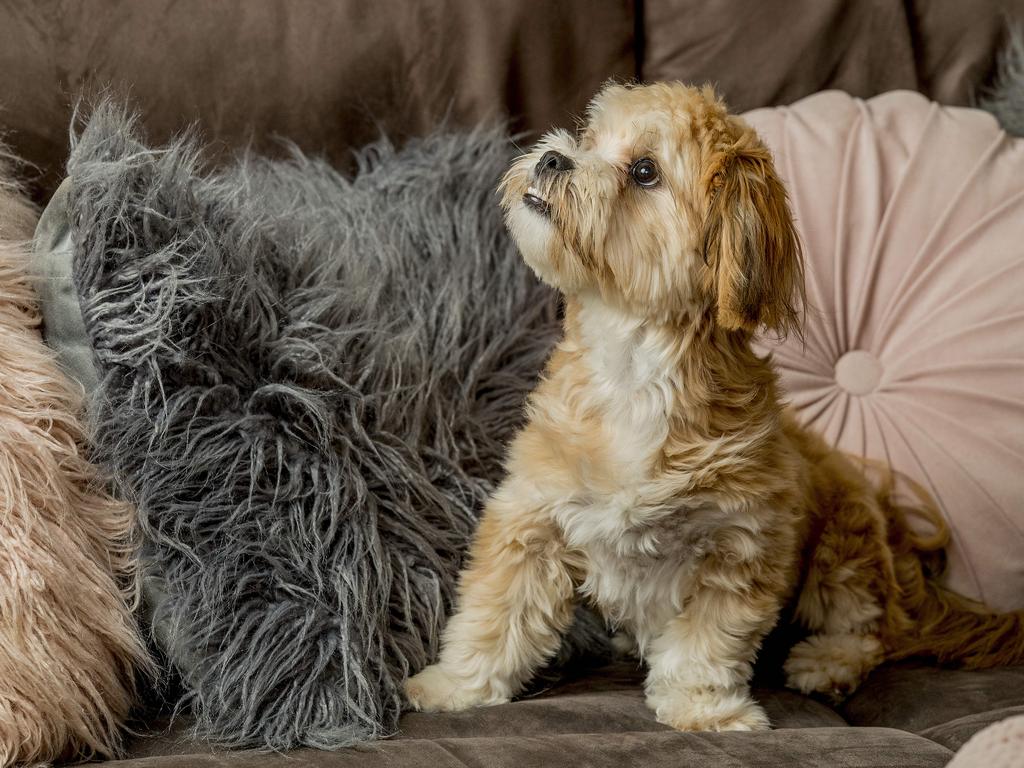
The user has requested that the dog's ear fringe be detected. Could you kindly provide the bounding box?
[700,132,806,341]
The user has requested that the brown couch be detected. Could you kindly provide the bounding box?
[114,660,1024,767]
[1,0,1020,202]
[2,1,1023,766]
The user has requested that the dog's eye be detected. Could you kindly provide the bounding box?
[630,158,659,188]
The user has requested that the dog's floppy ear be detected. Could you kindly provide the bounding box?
[700,123,804,337]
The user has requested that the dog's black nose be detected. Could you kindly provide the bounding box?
[536,150,575,176]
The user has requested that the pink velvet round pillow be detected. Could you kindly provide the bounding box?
[745,91,1024,611]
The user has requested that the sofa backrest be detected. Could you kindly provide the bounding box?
[0,0,1020,201]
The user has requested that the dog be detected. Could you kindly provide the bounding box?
[404,82,1024,731]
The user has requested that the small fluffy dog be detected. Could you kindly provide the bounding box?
[405,82,1024,731]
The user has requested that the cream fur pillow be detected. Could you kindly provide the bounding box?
[748,91,1024,612]
[0,153,150,765]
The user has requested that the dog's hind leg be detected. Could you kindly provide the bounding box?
[784,632,885,701]
[784,473,896,702]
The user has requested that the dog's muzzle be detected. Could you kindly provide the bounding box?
[523,151,573,216]
[523,186,550,216]
[535,150,575,176]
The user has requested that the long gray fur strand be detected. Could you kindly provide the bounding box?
[979,25,1024,137]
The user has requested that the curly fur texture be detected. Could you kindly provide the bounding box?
[407,82,1024,732]
[64,103,607,750]
[0,148,149,766]
[979,25,1024,137]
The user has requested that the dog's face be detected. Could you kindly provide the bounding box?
[500,82,803,334]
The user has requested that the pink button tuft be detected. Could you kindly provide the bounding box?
[834,350,883,395]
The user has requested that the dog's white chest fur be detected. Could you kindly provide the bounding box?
[547,298,715,652]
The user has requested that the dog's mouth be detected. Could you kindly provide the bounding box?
[523,186,550,217]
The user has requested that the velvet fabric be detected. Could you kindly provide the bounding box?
[0,0,635,201]
[643,0,1024,111]
[748,90,1024,611]
[109,661,1024,767]
[1,0,1019,202]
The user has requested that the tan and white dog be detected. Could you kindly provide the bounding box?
[404,82,1024,731]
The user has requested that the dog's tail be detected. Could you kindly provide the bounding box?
[869,461,1024,668]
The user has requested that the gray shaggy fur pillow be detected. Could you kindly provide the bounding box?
[63,104,606,750]
[979,25,1024,136]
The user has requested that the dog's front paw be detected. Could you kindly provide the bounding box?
[404,664,506,713]
[648,686,770,732]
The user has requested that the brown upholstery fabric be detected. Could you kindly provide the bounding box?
[843,664,1024,740]
[117,667,958,768]
[0,0,635,200]
[121,663,845,758]
[642,0,1024,112]
[920,706,1024,753]
[108,729,954,768]
[113,663,1024,766]
[4,0,1021,200]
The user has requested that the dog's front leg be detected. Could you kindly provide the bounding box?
[404,480,576,713]
[644,569,784,732]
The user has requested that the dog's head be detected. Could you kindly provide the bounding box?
[500,82,804,335]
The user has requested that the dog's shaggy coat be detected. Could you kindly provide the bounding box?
[405,83,1024,731]
[63,104,606,750]
[0,148,149,766]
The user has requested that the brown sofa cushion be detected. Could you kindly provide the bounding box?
[920,706,1024,753]
[0,0,634,201]
[121,663,844,757]
[642,0,1024,112]
[109,729,955,768]
[843,663,1024,750]
[116,663,965,767]
[5,0,1022,204]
